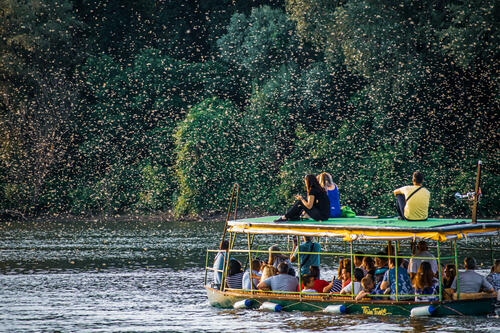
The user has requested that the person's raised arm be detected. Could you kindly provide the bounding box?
[290,237,298,262]
[301,194,315,210]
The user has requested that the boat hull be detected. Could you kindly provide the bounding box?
[205,286,496,316]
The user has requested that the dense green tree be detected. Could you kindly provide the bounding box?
[174,97,246,216]
[0,0,85,215]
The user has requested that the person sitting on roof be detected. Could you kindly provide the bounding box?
[317,172,341,218]
[225,259,244,289]
[408,240,438,280]
[290,236,321,276]
[380,257,414,300]
[340,268,364,296]
[274,174,330,222]
[393,171,430,221]
[449,257,495,294]
[355,275,384,301]
[413,262,439,302]
[257,262,299,292]
[242,259,262,290]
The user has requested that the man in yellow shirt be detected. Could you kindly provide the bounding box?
[393,171,430,221]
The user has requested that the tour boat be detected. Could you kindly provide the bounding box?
[204,214,499,316]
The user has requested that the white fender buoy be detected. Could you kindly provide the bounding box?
[233,299,253,309]
[410,305,436,317]
[323,304,346,314]
[259,301,282,312]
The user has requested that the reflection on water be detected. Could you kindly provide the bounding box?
[0,219,498,332]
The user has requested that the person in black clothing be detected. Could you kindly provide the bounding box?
[275,174,330,222]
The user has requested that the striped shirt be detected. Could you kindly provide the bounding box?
[226,272,244,289]
[329,279,343,293]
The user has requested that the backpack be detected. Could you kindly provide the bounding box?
[341,205,356,218]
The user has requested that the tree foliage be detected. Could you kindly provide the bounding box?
[0,0,498,218]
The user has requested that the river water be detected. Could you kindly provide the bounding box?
[0,219,498,332]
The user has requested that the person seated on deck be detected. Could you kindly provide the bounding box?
[393,171,430,221]
[340,268,364,296]
[380,257,414,300]
[374,252,389,284]
[317,172,341,218]
[323,259,349,293]
[362,256,376,278]
[212,240,229,287]
[274,174,330,222]
[413,262,439,302]
[408,240,438,280]
[448,257,495,296]
[242,259,262,290]
[443,264,457,289]
[486,259,500,292]
[226,259,244,289]
[300,274,317,293]
[257,262,299,292]
[268,245,295,276]
[354,251,366,275]
[259,263,278,286]
[355,275,384,301]
[290,236,321,276]
[299,266,329,293]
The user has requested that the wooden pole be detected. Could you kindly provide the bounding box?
[471,161,481,224]
[220,183,239,247]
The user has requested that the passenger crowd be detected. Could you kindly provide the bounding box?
[214,239,499,302]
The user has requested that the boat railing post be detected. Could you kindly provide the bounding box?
[220,183,239,248]
[350,240,354,299]
[471,160,481,224]
[489,236,494,266]
[247,233,253,292]
[453,240,460,300]
[437,241,442,302]
[204,249,209,286]
[221,232,236,291]
[394,240,399,302]
[296,235,302,302]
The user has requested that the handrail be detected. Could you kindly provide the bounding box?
[219,183,239,248]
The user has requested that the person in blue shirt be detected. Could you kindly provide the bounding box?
[213,240,229,287]
[380,257,414,300]
[317,172,341,218]
[242,259,262,290]
[290,236,321,276]
[355,275,385,300]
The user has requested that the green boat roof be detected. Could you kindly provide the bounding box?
[227,216,500,241]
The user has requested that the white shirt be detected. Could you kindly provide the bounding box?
[409,250,438,274]
[341,281,362,295]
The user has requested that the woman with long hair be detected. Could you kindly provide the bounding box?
[443,263,456,289]
[275,174,330,222]
[413,261,439,301]
[317,172,341,218]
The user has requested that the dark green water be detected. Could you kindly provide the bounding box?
[0,219,498,332]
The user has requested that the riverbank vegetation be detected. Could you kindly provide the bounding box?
[1,0,498,220]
